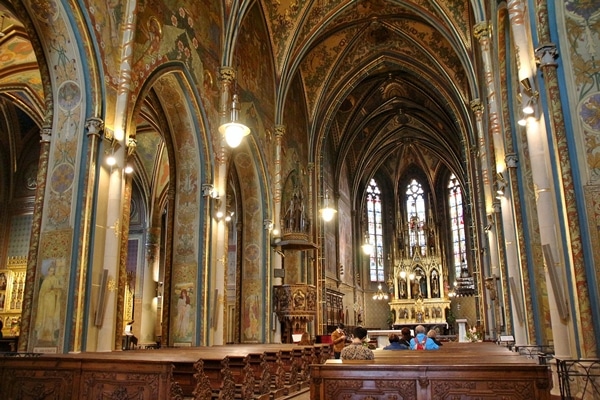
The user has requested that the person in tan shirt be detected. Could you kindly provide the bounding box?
[331,323,347,359]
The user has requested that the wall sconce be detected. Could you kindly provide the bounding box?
[214,199,224,220]
[495,173,506,198]
[219,94,250,148]
[320,189,337,222]
[520,78,538,115]
[484,214,494,232]
[123,138,136,174]
[362,233,373,255]
[225,211,235,222]
[264,219,274,231]
[202,183,219,199]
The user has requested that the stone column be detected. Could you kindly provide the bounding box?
[19,124,52,351]
[535,43,592,357]
[506,0,569,354]
[272,125,285,343]
[69,117,104,353]
[211,67,234,345]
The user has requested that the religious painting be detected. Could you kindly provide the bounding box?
[173,283,194,342]
[33,258,66,348]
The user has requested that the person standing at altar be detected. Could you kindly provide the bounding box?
[331,323,348,359]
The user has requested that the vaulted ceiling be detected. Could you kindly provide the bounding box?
[0,0,481,201]
[259,0,480,194]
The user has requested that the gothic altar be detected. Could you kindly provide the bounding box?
[386,204,451,327]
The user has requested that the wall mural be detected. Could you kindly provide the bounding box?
[564,3,600,181]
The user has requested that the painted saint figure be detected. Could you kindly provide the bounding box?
[176,289,191,337]
[34,262,63,343]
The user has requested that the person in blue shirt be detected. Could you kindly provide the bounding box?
[383,333,409,350]
[410,324,439,350]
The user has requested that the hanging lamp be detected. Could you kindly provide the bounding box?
[219,94,250,148]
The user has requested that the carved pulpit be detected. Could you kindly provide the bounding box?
[273,284,317,343]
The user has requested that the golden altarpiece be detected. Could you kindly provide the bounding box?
[387,207,451,329]
[0,256,26,338]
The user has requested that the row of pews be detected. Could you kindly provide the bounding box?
[0,343,330,399]
[1,341,554,399]
[310,341,552,399]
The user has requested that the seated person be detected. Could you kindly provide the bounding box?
[298,331,312,345]
[410,324,440,350]
[383,333,409,350]
[341,326,375,360]
[427,329,443,346]
[399,327,412,347]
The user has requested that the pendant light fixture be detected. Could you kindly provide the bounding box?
[219,93,250,148]
[319,189,337,222]
[362,232,373,255]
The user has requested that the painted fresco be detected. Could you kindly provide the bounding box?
[237,4,276,118]
[338,163,353,286]
[563,3,600,180]
[232,150,266,343]
[86,0,221,106]
[150,74,204,344]
[281,73,309,179]
[32,230,72,351]
[136,131,163,181]
[562,1,600,357]
[20,0,88,353]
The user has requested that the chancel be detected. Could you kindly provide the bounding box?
[0,0,597,399]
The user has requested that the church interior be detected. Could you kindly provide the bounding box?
[0,0,598,398]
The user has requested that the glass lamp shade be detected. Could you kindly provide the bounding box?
[362,242,374,255]
[219,94,250,148]
[320,206,337,222]
[219,121,250,148]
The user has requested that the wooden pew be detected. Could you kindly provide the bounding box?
[0,343,328,400]
[0,353,176,400]
[310,342,552,400]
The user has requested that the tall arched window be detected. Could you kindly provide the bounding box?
[366,179,384,282]
[405,179,426,257]
[448,174,466,277]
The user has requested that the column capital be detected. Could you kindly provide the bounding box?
[473,22,490,41]
[40,123,52,143]
[492,201,502,213]
[470,99,484,114]
[505,153,519,169]
[219,67,236,84]
[535,43,558,67]
[85,117,104,138]
[274,125,285,138]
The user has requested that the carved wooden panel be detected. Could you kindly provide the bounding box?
[2,362,79,399]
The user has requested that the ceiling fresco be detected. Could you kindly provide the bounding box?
[257,0,476,189]
[0,0,477,199]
